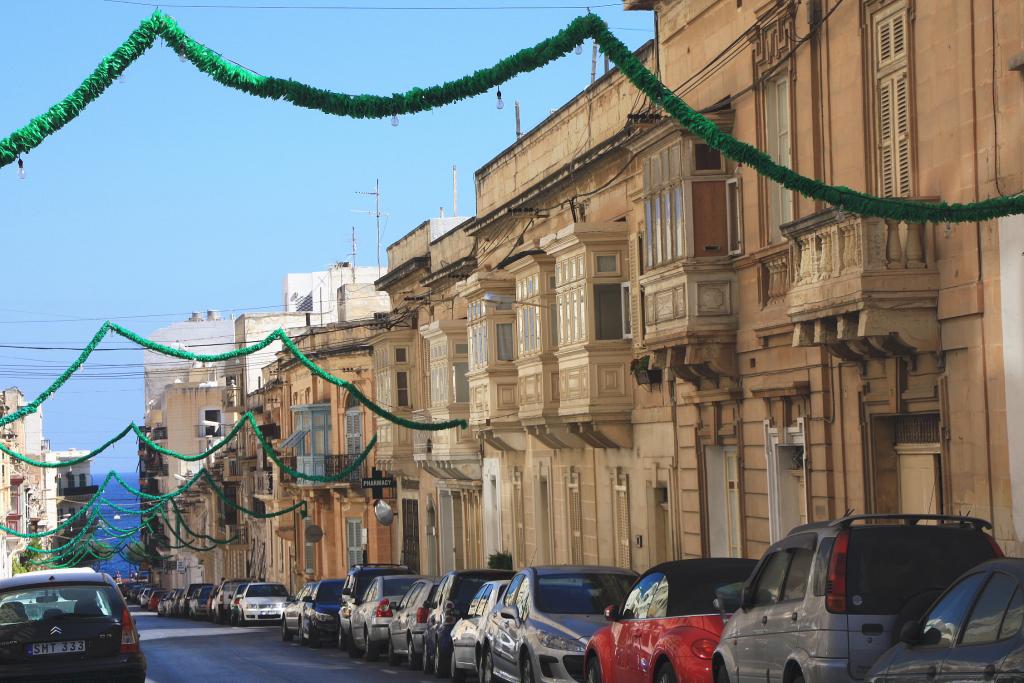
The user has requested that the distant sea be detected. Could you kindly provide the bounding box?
[93,470,142,580]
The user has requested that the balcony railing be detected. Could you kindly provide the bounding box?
[289,453,366,487]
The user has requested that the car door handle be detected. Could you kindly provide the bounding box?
[761,615,768,625]
[926,666,937,680]
[984,664,996,680]
[790,612,798,621]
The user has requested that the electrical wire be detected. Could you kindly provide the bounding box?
[102,0,621,9]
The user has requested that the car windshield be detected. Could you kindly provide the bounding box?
[452,577,493,612]
[535,572,634,615]
[355,570,405,601]
[846,526,998,614]
[316,582,344,603]
[0,584,120,625]
[246,584,288,598]
[233,584,249,597]
[383,577,418,599]
[198,587,213,598]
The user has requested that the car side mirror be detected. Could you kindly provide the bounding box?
[499,606,519,622]
[603,604,620,621]
[302,595,312,603]
[899,620,922,645]
[739,585,753,610]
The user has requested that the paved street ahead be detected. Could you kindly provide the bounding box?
[135,608,433,683]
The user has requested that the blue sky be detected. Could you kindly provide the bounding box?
[0,1,652,473]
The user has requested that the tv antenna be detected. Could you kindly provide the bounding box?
[353,179,385,278]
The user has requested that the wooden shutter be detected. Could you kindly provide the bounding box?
[567,471,583,564]
[512,469,525,565]
[875,7,911,198]
[614,473,632,569]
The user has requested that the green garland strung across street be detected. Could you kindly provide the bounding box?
[0,12,1021,222]
[0,321,464,432]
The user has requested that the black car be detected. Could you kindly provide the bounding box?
[338,564,414,651]
[868,557,1024,683]
[422,569,515,677]
[0,569,146,682]
[301,579,345,647]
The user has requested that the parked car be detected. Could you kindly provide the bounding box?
[157,589,178,616]
[388,578,440,670]
[282,581,318,642]
[338,564,414,651]
[350,574,426,660]
[585,558,757,683]
[234,582,289,626]
[147,589,166,612]
[713,514,1003,683]
[0,568,146,682]
[171,588,191,617]
[451,579,509,681]
[867,557,1024,683]
[482,566,635,683]
[423,569,517,677]
[190,585,214,620]
[136,587,152,607]
[228,582,250,625]
[180,583,212,619]
[212,579,248,624]
[301,579,346,647]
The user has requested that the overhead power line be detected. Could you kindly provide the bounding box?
[102,0,621,9]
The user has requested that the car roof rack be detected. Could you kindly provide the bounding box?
[831,513,992,530]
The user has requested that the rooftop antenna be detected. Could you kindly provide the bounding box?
[354,179,383,278]
[350,226,357,283]
[591,42,598,83]
[515,100,522,138]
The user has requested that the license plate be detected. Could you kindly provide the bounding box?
[27,641,86,655]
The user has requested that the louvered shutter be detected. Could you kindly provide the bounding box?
[614,475,632,569]
[567,471,583,564]
[875,8,911,198]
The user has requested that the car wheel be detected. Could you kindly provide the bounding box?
[388,634,402,665]
[521,651,538,683]
[655,663,679,683]
[348,627,364,658]
[586,655,603,683]
[715,665,732,683]
[365,627,379,661]
[481,648,494,683]
[791,674,805,683]
[337,629,346,651]
[308,624,322,649]
[409,634,422,670]
[435,640,448,678]
[451,648,466,683]
[422,635,435,674]
[281,619,292,642]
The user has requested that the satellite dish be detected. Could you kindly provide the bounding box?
[304,524,324,544]
[374,500,394,526]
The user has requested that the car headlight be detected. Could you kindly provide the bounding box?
[315,610,337,621]
[536,631,585,653]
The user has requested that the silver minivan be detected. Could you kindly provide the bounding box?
[713,514,1002,683]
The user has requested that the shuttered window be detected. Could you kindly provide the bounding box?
[765,74,793,241]
[614,472,632,569]
[567,470,584,564]
[512,469,526,566]
[874,6,912,198]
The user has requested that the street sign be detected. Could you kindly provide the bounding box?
[304,524,324,544]
[361,475,396,489]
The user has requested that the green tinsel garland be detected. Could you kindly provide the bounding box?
[0,11,1020,222]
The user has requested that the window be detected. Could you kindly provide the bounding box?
[781,547,813,601]
[726,178,742,255]
[496,323,514,361]
[614,473,631,569]
[751,551,791,607]
[453,363,469,403]
[534,572,633,615]
[504,575,525,607]
[593,284,625,340]
[396,372,410,408]
[303,517,316,575]
[78,474,86,488]
[346,518,363,568]
[642,142,685,269]
[874,5,912,198]
[962,573,1020,646]
[922,573,987,647]
[622,572,662,620]
[1001,588,1024,640]
[395,347,407,363]
[596,255,618,274]
[514,579,531,621]
[647,575,671,619]
[621,284,632,339]
[764,73,793,240]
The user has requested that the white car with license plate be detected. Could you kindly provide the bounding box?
[235,582,289,625]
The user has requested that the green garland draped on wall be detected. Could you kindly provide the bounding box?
[0,11,1021,222]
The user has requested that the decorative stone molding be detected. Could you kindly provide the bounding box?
[753,0,797,69]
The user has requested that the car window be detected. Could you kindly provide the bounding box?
[622,572,662,620]
[647,576,670,619]
[452,577,492,613]
[781,547,814,602]
[812,538,835,596]
[434,576,451,607]
[846,526,997,615]
[922,573,987,647]
[0,584,120,623]
[504,575,524,607]
[752,552,791,607]
[246,584,288,598]
[316,582,344,603]
[1000,588,1024,640]
[470,585,491,617]
[365,581,378,603]
[383,576,419,599]
[961,573,1019,646]
[535,572,634,616]
[515,578,531,621]
[398,583,419,610]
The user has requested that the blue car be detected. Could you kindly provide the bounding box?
[422,569,515,677]
[300,579,345,647]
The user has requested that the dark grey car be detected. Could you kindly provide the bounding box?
[387,578,439,669]
[713,514,1002,683]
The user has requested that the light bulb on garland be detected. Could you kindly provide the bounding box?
[496,88,505,110]
[16,157,24,180]
[575,43,583,55]
[391,115,399,127]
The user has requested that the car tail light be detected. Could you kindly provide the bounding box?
[416,607,429,624]
[375,599,393,618]
[985,533,1004,558]
[690,638,716,660]
[443,601,458,625]
[826,529,850,613]
[120,607,140,653]
[234,597,241,605]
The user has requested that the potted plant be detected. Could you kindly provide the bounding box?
[630,355,662,385]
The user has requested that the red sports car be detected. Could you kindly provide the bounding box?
[585,558,757,683]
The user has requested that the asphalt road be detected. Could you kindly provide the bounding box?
[134,608,445,683]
